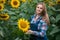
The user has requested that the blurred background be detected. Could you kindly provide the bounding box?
[0,0,60,40]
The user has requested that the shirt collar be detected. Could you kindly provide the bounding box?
[33,14,42,20]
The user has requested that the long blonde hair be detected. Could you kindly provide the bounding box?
[37,2,50,25]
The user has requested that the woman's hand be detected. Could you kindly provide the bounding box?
[25,30,34,34]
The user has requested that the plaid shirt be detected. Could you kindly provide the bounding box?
[29,14,48,37]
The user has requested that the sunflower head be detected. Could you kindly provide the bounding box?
[49,2,55,6]
[21,0,26,3]
[18,18,30,32]
[11,0,20,8]
[44,0,49,3]
[0,4,4,11]
[56,0,60,4]
[27,0,31,3]
[0,0,6,4]
[0,13,9,20]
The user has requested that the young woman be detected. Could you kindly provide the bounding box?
[26,2,50,40]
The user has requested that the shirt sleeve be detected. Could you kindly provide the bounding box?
[33,20,48,37]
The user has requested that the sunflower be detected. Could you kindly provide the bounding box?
[18,18,30,32]
[56,0,60,4]
[0,0,6,4]
[28,0,31,2]
[0,4,4,11]
[49,2,55,6]
[11,0,20,8]
[28,0,31,3]
[21,0,26,2]
[44,0,49,3]
[0,13,9,20]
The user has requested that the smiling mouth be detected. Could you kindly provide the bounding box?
[37,10,40,12]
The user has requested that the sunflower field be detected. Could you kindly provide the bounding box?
[0,0,60,40]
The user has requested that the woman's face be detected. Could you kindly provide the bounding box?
[36,4,44,15]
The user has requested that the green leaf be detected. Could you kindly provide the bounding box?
[10,16,17,20]
[56,35,60,40]
[56,14,60,22]
[10,22,17,25]
[8,11,15,15]
[15,10,20,14]
[19,13,26,18]
[15,37,22,40]
[50,27,60,35]
[50,16,56,23]
[15,37,19,40]
[0,27,4,37]
[0,31,4,37]
[33,0,38,3]
[38,0,44,2]
[3,9,8,12]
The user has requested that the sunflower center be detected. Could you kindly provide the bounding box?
[58,1,60,3]
[1,1,4,3]
[20,22,27,28]
[13,1,18,5]
[0,6,2,9]
[0,16,7,18]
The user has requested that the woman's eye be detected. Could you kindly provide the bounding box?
[40,8,43,9]
[37,7,39,8]
[37,7,43,9]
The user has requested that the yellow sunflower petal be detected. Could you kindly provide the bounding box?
[49,2,55,6]
[11,0,20,8]
[0,4,4,11]
[21,0,26,2]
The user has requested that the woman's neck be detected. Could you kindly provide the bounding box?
[36,14,41,17]
[34,14,40,20]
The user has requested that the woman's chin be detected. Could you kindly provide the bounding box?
[36,13,41,15]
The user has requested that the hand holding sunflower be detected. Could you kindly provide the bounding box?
[25,30,34,34]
